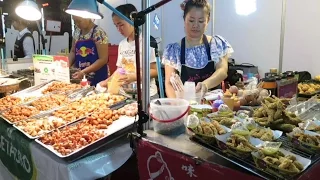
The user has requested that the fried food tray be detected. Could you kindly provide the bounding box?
[35,115,136,162]
[190,135,320,180]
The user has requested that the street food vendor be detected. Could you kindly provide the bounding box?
[68,16,109,86]
[9,14,35,59]
[99,4,158,98]
[163,0,233,98]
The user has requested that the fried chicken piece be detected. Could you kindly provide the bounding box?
[285,155,296,161]
[287,164,300,173]
[196,125,204,134]
[263,157,281,166]
[211,120,226,135]
[202,126,214,136]
[236,142,252,152]
[293,161,304,171]
[251,128,265,138]
[279,158,292,169]
[260,129,274,141]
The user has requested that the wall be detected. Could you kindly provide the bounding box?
[214,0,283,76]
[282,0,320,76]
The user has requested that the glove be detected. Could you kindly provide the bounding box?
[96,82,107,93]
[196,82,208,97]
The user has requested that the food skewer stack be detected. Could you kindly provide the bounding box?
[253,96,302,132]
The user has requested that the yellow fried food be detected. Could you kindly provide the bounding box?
[226,134,256,152]
[250,128,274,141]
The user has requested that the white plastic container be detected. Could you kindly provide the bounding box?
[183,81,196,102]
[150,98,190,135]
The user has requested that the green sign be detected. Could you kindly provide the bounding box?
[0,120,37,180]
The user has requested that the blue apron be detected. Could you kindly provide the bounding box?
[74,25,108,86]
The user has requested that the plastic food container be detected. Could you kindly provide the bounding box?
[150,98,190,135]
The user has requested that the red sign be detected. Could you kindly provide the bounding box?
[137,140,260,180]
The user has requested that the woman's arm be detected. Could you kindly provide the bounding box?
[68,39,76,67]
[164,65,177,98]
[203,55,229,89]
[150,62,158,78]
[81,42,108,74]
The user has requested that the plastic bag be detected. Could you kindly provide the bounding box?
[231,122,250,136]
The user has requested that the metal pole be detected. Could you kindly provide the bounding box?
[278,0,287,73]
[142,0,151,130]
[211,0,216,35]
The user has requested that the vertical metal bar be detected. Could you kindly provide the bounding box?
[211,0,216,35]
[142,0,151,130]
[278,0,287,73]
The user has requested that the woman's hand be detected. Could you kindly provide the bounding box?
[118,74,136,85]
[99,80,108,88]
[196,82,208,96]
[72,71,85,79]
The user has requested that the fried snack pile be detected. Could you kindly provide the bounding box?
[226,134,257,152]
[85,109,120,129]
[253,96,302,132]
[31,94,70,111]
[293,133,320,147]
[16,117,65,137]
[0,96,21,111]
[250,127,274,141]
[42,82,81,94]
[2,106,40,123]
[208,110,238,128]
[258,150,304,173]
[118,103,138,117]
[298,83,320,94]
[23,96,37,103]
[40,123,104,155]
[52,94,125,122]
[193,121,227,136]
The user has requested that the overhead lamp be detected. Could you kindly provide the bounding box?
[66,0,133,25]
[15,0,42,21]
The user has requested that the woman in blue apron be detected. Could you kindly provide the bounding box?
[69,16,108,86]
[163,0,233,98]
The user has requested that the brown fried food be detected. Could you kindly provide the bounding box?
[211,120,226,135]
[250,128,273,141]
[226,134,256,152]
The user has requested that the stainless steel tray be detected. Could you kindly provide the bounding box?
[35,115,136,160]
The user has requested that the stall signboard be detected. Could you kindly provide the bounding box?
[137,140,259,180]
[0,120,37,180]
[33,55,70,85]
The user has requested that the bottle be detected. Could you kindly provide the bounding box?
[108,68,126,94]
[80,75,89,87]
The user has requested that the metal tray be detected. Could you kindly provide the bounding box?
[190,135,320,180]
[35,115,136,161]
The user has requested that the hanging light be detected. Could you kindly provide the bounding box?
[15,0,42,21]
[65,0,103,19]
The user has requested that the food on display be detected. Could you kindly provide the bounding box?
[31,94,70,111]
[315,75,320,81]
[298,83,320,94]
[0,96,22,111]
[2,106,40,123]
[40,123,104,155]
[226,134,257,152]
[253,96,302,132]
[42,82,82,94]
[250,127,274,141]
[193,121,227,136]
[85,109,120,129]
[118,103,138,117]
[23,96,38,103]
[256,150,304,174]
[207,107,238,128]
[52,94,125,122]
[15,117,66,137]
[293,133,320,147]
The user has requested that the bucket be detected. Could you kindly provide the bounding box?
[150,98,190,135]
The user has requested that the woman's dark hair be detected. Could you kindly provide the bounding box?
[112,4,137,20]
[183,0,211,20]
